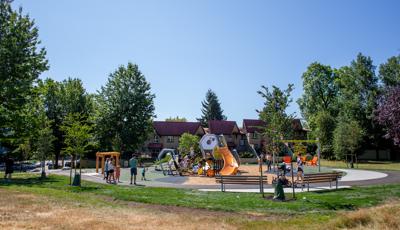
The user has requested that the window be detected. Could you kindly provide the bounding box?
[154,135,159,143]
[167,136,174,143]
[239,139,245,146]
[252,132,258,139]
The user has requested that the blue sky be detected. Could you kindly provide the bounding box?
[13,0,400,123]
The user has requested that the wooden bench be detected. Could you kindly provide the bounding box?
[303,172,343,191]
[215,175,268,194]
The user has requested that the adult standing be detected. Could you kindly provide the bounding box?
[4,156,14,180]
[129,154,138,185]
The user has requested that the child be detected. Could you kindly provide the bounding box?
[141,166,147,181]
[115,165,121,183]
[297,154,304,187]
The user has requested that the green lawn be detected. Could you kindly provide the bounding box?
[320,159,400,171]
[1,172,399,214]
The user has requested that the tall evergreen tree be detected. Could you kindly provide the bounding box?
[96,63,155,156]
[0,0,48,150]
[197,89,226,127]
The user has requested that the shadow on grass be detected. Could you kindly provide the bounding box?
[312,187,354,194]
[0,177,59,187]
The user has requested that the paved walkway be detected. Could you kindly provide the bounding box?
[49,167,399,192]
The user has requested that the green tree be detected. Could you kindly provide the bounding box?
[298,62,338,121]
[97,63,155,156]
[333,119,364,164]
[314,111,336,159]
[197,89,226,127]
[165,116,187,122]
[257,84,295,156]
[39,78,93,168]
[61,113,93,186]
[178,133,200,156]
[0,0,48,151]
[379,55,400,87]
[336,53,380,157]
[35,115,56,179]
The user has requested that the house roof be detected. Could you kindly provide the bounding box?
[242,119,266,133]
[153,121,204,136]
[208,120,239,135]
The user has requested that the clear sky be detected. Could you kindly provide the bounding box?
[12,0,400,123]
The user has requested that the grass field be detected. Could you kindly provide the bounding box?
[1,173,400,229]
[320,160,400,171]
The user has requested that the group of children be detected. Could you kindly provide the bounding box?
[103,156,148,184]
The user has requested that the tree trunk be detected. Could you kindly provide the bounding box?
[41,160,46,179]
[79,155,82,187]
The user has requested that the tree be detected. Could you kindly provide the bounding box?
[257,84,295,156]
[333,119,364,165]
[314,111,336,159]
[0,0,48,151]
[178,133,200,156]
[39,78,93,168]
[165,116,187,122]
[197,89,226,127]
[298,62,338,121]
[97,63,155,156]
[35,115,56,179]
[335,53,380,157]
[61,113,93,186]
[379,55,400,87]
[376,86,400,146]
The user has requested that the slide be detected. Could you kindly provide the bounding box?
[218,147,239,175]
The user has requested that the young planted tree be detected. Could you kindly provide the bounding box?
[333,119,364,167]
[97,63,155,156]
[0,0,48,152]
[61,113,93,186]
[197,89,226,127]
[257,84,295,160]
[35,116,56,179]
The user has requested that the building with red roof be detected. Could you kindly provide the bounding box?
[143,121,205,157]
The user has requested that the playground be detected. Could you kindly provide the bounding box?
[2,134,400,229]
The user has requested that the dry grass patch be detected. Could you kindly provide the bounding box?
[329,200,400,229]
[0,189,238,230]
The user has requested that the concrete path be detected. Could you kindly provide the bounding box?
[49,167,397,193]
[336,168,388,182]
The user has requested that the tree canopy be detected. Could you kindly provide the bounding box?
[376,86,400,146]
[96,63,155,155]
[165,116,187,122]
[0,0,48,150]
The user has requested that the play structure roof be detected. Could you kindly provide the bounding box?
[96,152,120,156]
[153,121,204,136]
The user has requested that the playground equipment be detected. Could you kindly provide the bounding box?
[96,152,120,174]
[199,134,239,176]
[157,148,181,176]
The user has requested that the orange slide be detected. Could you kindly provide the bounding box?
[218,147,239,175]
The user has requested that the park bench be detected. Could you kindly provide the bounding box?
[303,171,343,192]
[215,175,268,194]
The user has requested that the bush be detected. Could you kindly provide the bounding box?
[239,151,255,158]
